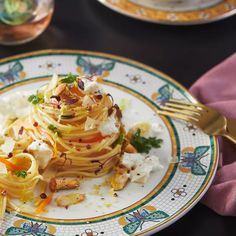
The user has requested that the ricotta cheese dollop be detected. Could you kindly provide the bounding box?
[27,140,53,169]
[121,152,163,184]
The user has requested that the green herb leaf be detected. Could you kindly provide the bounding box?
[48,124,57,132]
[113,133,125,147]
[130,128,162,154]
[48,124,62,137]
[15,170,27,178]
[60,73,77,84]
[28,94,44,105]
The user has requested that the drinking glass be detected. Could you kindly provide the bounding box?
[0,0,54,45]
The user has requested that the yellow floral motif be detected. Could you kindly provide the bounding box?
[19,71,27,79]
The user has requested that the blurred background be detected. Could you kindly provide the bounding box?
[0,0,236,89]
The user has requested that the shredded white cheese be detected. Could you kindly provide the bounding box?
[145,122,163,138]
[28,140,53,169]
[98,113,119,135]
[84,117,98,131]
[0,92,31,118]
[84,81,104,95]
[82,95,94,107]
[0,136,16,154]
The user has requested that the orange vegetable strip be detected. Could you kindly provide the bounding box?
[35,193,53,215]
[70,86,84,97]
[0,158,22,171]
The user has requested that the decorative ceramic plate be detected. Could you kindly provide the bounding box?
[0,50,218,236]
[97,0,236,25]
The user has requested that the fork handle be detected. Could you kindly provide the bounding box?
[222,119,236,144]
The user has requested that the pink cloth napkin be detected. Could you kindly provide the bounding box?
[190,53,236,216]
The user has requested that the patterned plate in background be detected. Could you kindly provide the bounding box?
[0,50,218,236]
[97,0,236,25]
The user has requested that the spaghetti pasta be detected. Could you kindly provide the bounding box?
[28,73,124,177]
[0,73,125,218]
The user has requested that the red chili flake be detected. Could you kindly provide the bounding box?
[23,149,28,153]
[40,193,47,199]
[114,104,122,119]
[77,148,81,151]
[8,152,13,158]
[86,145,91,150]
[95,94,103,100]
[108,107,113,116]
[60,152,66,158]
[17,144,21,147]
[94,169,101,175]
[78,80,84,90]
[18,126,24,135]
[33,122,38,127]
[66,98,78,105]
[79,138,82,142]
[91,160,99,163]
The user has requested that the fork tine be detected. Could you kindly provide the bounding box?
[169,99,206,109]
[160,106,201,117]
[165,102,203,113]
[157,110,198,124]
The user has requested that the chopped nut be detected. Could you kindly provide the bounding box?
[55,193,85,208]
[111,165,129,191]
[124,143,137,153]
[54,84,66,96]
[49,178,80,192]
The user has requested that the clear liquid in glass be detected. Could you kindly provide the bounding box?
[0,0,54,45]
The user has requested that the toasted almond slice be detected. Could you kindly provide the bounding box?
[55,193,85,208]
[111,165,129,191]
[124,143,137,153]
[49,178,80,192]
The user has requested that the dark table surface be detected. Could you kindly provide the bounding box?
[0,0,235,235]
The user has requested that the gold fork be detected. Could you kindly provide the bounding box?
[157,99,236,144]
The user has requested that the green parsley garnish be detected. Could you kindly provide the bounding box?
[113,133,125,147]
[130,128,163,154]
[15,170,27,178]
[60,73,77,84]
[28,94,44,105]
[48,124,62,137]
